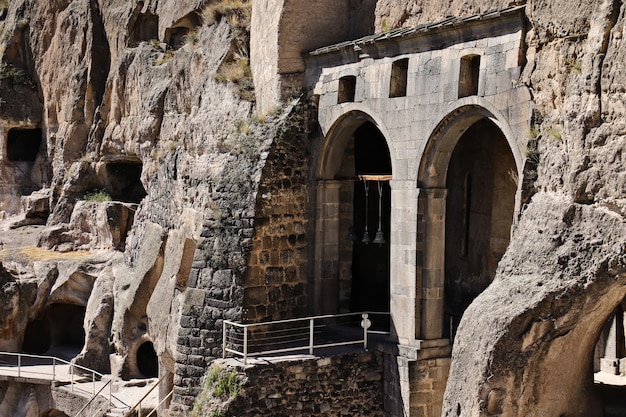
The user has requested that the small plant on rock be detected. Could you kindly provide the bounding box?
[191,364,243,417]
[83,189,111,202]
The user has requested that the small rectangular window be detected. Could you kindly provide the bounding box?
[338,76,356,103]
[459,55,480,98]
[389,58,409,98]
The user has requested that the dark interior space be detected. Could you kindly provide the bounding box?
[338,76,356,103]
[48,304,86,348]
[6,128,42,161]
[136,341,158,378]
[351,122,391,313]
[459,54,481,98]
[166,26,189,50]
[105,161,147,203]
[22,303,85,354]
[444,118,516,340]
[22,318,51,354]
[129,13,158,46]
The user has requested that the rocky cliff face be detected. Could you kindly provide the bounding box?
[0,0,625,416]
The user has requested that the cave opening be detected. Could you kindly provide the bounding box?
[6,128,42,161]
[105,161,147,203]
[22,303,86,356]
[136,341,158,378]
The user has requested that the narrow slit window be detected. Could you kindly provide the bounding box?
[459,55,480,98]
[338,76,356,103]
[389,58,409,98]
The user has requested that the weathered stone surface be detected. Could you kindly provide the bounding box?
[193,352,385,417]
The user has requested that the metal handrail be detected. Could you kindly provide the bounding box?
[145,389,174,417]
[223,311,390,364]
[124,372,169,417]
[74,379,115,417]
[0,351,130,414]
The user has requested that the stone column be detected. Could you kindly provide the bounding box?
[418,188,447,341]
[313,180,341,314]
[389,179,419,345]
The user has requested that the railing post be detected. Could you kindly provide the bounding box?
[93,372,96,395]
[17,354,20,377]
[243,326,248,365]
[71,364,74,392]
[52,357,56,382]
[223,322,227,359]
[363,313,369,350]
[309,318,314,355]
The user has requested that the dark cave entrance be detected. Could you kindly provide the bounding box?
[6,128,42,161]
[105,160,147,203]
[443,118,516,341]
[136,341,158,378]
[22,304,86,356]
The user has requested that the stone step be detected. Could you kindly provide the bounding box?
[106,407,129,417]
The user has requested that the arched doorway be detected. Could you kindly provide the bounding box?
[136,341,158,378]
[417,105,521,341]
[443,118,517,340]
[315,114,392,315]
[594,300,626,416]
[22,303,86,357]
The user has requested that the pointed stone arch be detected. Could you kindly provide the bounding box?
[416,104,522,340]
[313,110,394,315]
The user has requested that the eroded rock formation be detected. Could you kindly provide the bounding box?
[0,0,624,416]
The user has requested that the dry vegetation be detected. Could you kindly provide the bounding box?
[203,0,254,102]
[0,246,92,265]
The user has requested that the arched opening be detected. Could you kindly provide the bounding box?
[22,303,85,356]
[351,123,391,312]
[105,160,147,203]
[128,13,158,46]
[594,300,626,416]
[136,341,158,378]
[315,115,392,315]
[6,128,42,161]
[443,118,516,340]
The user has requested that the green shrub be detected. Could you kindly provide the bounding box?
[191,364,242,417]
[83,190,111,202]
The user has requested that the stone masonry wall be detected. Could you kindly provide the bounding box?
[223,351,385,417]
[171,102,308,413]
[243,105,309,323]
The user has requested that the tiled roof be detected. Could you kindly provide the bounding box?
[308,5,525,56]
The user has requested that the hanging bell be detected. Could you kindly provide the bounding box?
[372,229,386,245]
[361,228,371,244]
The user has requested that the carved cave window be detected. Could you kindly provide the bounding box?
[7,128,42,161]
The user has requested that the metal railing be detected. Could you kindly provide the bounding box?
[0,351,130,416]
[123,372,172,417]
[223,312,389,364]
